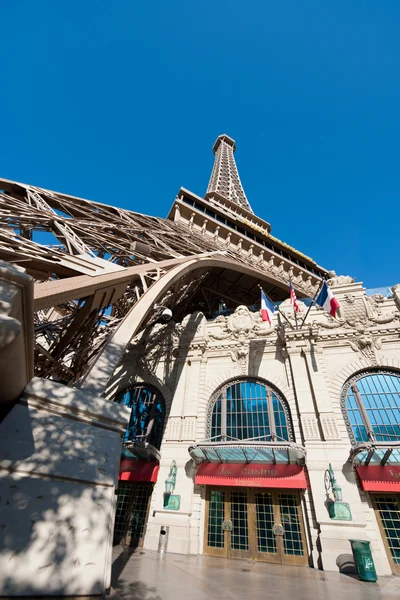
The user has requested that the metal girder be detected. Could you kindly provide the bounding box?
[0,176,323,385]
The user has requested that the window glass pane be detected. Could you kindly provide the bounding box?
[114,386,165,449]
[346,373,400,442]
[211,396,222,439]
[210,380,290,441]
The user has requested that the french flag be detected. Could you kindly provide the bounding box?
[315,280,340,318]
[261,290,275,326]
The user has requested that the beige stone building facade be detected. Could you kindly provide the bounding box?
[107,225,400,577]
[118,279,400,572]
[1,135,400,596]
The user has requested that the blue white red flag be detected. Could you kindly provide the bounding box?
[261,290,275,326]
[289,282,300,313]
[315,280,340,318]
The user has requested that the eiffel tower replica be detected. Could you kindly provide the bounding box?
[3,136,400,595]
[0,133,327,392]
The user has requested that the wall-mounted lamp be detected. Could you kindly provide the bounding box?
[165,460,177,496]
[324,463,352,521]
[325,463,343,502]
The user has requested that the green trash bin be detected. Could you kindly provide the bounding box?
[349,539,378,582]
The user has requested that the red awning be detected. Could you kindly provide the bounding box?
[356,466,400,491]
[195,463,307,489]
[119,459,159,483]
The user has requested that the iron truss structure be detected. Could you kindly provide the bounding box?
[0,138,328,389]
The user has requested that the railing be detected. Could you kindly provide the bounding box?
[365,286,393,298]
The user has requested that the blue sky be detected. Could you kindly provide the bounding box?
[2,1,399,288]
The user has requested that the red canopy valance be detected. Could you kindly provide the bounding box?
[356,465,400,491]
[119,459,159,483]
[195,463,307,489]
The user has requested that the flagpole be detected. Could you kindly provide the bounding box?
[300,279,324,328]
[290,279,299,330]
[258,284,294,329]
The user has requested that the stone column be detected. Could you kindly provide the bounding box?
[0,261,34,418]
[0,377,130,597]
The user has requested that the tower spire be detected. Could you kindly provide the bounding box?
[206,134,253,213]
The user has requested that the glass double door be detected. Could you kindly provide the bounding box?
[372,494,400,574]
[205,487,308,565]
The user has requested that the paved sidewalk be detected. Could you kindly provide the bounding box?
[110,545,400,600]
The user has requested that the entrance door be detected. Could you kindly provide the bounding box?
[113,482,153,547]
[204,487,308,565]
[372,494,400,575]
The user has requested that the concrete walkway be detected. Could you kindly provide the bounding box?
[110,545,400,600]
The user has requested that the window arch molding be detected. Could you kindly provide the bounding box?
[114,383,166,450]
[341,369,400,445]
[206,377,294,442]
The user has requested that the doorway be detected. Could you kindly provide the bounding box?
[204,487,308,565]
[113,481,153,547]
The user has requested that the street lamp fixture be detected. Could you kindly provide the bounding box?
[153,304,173,323]
[165,460,177,496]
[325,463,343,502]
[324,463,352,521]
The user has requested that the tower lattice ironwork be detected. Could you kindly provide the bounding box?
[206,134,253,212]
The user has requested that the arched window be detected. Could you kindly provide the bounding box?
[208,379,293,442]
[343,371,400,443]
[114,385,165,449]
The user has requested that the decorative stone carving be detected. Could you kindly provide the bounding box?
[349,333,382,365]
[392,284,400,311]
[279,298,307,316]
[277,298,307,329]
[365,294,400,325]
[208,315,231,340]
[312,287,399,331]
[327,272,355,286]
[341,295,367,324]
[209,305,276,342]
[253,322,276,337]
[230,344,248,374]
[227,305,254,338]
[312,315,347,329]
